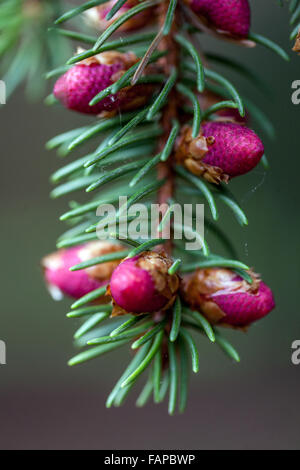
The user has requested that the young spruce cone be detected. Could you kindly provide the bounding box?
[42,241,124,301]
[86,0,153,32]
[108,251,180,316]
[182,268,275,328]
[175,122,264,183]
[53,51,153,115]
[186,0,251,38]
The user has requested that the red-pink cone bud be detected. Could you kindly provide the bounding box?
[53,51,153,115]
[42,241,124,301]
[182,268,275,328]
[187,0,251,38]
[175,122,264,184]
[108,251,180,315]
[86,0,153,32]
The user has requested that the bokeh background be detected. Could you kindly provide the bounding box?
[0,0,299,450]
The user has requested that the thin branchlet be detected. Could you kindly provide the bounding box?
[39,0,281,413]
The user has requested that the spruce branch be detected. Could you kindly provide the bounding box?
[42,0,280,414]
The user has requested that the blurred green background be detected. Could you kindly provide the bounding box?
[0,0,299,450]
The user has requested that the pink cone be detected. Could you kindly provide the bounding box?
[109,252,180,315]
[202,122,264,178]
[175,122,264,183]
[42,241,124,301]
[189,0,251,38]
[53,52,152,115]
[183,268,275,328]
[91,0,153,32]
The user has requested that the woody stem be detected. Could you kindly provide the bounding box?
[157,1,180,255]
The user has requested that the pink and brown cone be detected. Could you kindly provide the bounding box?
[86,0,153,32]
[53,51,153,115]
[182,268,275,328]
[42,241,125,301]
[175,122,264,184]
[187,0,251,38]
[108,251,180,316]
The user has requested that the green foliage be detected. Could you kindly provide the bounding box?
[35,0,287,413]
[0,0,70,99]
[275,0,300,43]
